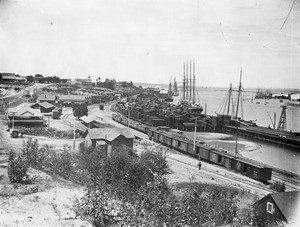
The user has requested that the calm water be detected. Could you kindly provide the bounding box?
[172,87,300,174]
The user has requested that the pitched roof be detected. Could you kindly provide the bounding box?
[80,115,95,124]
[59,95,89,101]
[270,191,300,223]
[8,103,43,117]
[87,128,134,142]
[38,94,56,101]
[36,102,55,109]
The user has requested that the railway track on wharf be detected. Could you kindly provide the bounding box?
[271,168,300,191]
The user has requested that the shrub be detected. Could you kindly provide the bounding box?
[139,148,169,175]
[7,150,29,183]
[22,138,51,169]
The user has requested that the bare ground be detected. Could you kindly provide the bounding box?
[0,107,265,226]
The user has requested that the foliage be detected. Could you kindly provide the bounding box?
[139,148,169,175]
[46,145,73,179]
[7,150,29,183]
[96,78,116,90]
[21,138,74,179]
[72,103,88,119]
[19,127,81,139]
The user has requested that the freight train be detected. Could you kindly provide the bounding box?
[112,113,272,184]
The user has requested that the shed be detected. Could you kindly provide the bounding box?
[30,102,55,113]
[253,191,300,226]
[85,128,134,157]
[37,94,57,105]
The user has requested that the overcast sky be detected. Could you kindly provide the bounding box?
[0,0,299,88]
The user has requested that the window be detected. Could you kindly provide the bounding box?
[267,202,274,214]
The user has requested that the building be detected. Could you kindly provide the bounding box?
[7,103,46,127]
[30,102,56,113]
[37,93,57,105]
[290,94,300,101]
[79,115,104,128]
[1,73,27,83]
[59,94,91,105]
[253,191,300,226]
[74,77,93,86]
[85,128,134,156]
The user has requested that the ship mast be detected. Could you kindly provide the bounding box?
[227,83,232,115]
[189,60,192,101]
[193,59,196,103]
[183,62,186,100]
[235,68,242,119]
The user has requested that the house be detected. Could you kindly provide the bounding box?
[74,78,93,86]
[253,191,300,226]
[79,115,104,128]
[30,102,56,113]
[7,103,46,127]
[59,94,91,105]
[37,93,57,105]
[1,73,27,83]
[85,128,134,156]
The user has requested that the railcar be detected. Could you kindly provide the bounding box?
[112,113,272,183]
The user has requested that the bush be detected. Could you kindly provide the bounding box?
[22,138,51,169]
[47,149,73,179]
[139,148,169,175]
[7,150,29,183]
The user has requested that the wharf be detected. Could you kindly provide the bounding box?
[224,125,300,148]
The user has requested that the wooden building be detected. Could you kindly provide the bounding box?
[30,102,56,113]
[79,115,104,128]
[59,94,91,105]
[37,93,57,105]
[253,191,300,226]
[7,103,46,127]
[85,128,134,156]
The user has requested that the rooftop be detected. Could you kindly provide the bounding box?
[87,128,134,142]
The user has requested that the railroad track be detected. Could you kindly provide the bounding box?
[167,156,272,196]
[271,170,300,191]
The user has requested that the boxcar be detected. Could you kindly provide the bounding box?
[196,145,210,162]
[209,149,233,169]
[187,143,194,155]
[172,137,179,149]
[231,158,246,174]
[163,133,172,146]
[234,158,272,182]
[179,140,188,152]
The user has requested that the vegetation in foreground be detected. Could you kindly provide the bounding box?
[6,138,257,226]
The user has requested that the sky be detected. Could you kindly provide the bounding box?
[0,0,299,88]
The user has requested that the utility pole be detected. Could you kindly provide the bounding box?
[128,105,130,128]
[193,117,197,158]
[12,112,15,129]
[73,119,76,150]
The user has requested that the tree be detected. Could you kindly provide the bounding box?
[26,75,35,83]
[7,150,29,183]
[72,103,88,119]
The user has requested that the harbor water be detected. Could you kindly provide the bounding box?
[172,87,300,175]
